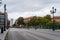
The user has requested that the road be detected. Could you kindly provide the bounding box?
[8,28,60,40]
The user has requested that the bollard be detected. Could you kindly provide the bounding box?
[1,27,3,33]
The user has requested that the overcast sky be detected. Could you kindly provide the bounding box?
[0,0,60,20]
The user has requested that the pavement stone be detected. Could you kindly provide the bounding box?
[0,29,8,40]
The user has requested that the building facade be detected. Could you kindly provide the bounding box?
[0,12,8,28]
[54,16,60,23]
[10,18,13,27]
[23,16,33,23]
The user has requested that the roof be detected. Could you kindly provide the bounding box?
[24,16,34,20]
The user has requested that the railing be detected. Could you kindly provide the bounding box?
[26,25,60,30]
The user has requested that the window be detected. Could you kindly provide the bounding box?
[0,15,5,24]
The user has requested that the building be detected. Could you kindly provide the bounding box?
[23,16,33,23]
[53,16,60,23]
[24,16,60,23]
[10,18,13,27]
[0,12,8,29]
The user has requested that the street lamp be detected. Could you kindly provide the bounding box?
[4,4,6,31]
[50,7,56,31]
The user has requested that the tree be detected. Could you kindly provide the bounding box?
[44,14,52,25]
[27,15,51,26]
[44,14,51,21]
[29,16,37,26]
[17,17,24,25]
[25,15,52,28]
[12,24,16,27]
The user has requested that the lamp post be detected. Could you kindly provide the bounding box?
[50,7,56,31]
[4,4,6,31]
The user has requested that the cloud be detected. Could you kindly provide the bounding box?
[0,0,60,20]
[5,0,52,13]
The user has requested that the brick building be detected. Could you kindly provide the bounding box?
[24,16,60,23]
[24,16,33,23]
[53,16,60,23]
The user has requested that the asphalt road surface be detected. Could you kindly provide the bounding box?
[8,28,60,40]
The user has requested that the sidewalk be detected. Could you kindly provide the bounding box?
[29,29,60,32]
[0,29,8,40]
[55,29,60,32]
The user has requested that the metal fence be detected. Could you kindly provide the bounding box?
[27,25,60,29]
